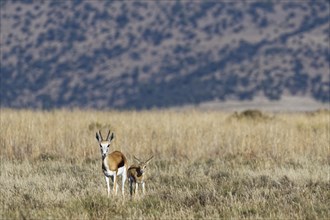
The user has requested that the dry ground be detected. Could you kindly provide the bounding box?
[0,109,329,219]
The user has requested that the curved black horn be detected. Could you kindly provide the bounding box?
[98,130,103,140]
[106,130,111,141]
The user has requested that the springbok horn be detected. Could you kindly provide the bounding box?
[98,130,103,140]
[146,155,154,164]
[134,156,141,163]
[106,130,111,141]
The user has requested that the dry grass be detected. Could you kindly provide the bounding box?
[0,109,329,219]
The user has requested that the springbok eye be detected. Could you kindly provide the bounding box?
[100,143,109,149]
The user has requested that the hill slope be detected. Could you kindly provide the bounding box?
[1,1,329,109]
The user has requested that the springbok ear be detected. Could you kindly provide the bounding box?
[109,132,115,141]
[134,156,141,163]
[146,155,154,164]
[96,132,101,143]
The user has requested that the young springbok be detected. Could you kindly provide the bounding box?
[96,130,128,197]
[127,155,153,197]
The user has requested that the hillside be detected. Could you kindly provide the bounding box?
[1,1,329,109]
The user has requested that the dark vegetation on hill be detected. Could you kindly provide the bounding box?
[1,1,329,109]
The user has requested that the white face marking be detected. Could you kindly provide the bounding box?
[139,164,147,174]
[100,142,110,156]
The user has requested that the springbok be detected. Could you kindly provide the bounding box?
[96,130,128,197]
[127,155,153,197]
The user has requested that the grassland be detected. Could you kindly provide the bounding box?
[0,109,329,219]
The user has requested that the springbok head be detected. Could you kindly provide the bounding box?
[133,155,154,174]
[96,130,114,158]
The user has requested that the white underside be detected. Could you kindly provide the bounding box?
[103,163,126,177]
[103,164,127,196]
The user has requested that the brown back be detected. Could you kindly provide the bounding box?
[107,150,127,171]
[128,165,143,183]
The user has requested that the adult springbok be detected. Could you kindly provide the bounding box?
[96,130,128,197]
[127,155,153,197]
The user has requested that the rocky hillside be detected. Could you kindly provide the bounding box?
[1,1,329,109]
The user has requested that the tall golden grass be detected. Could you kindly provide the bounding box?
[0,109,329,219]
